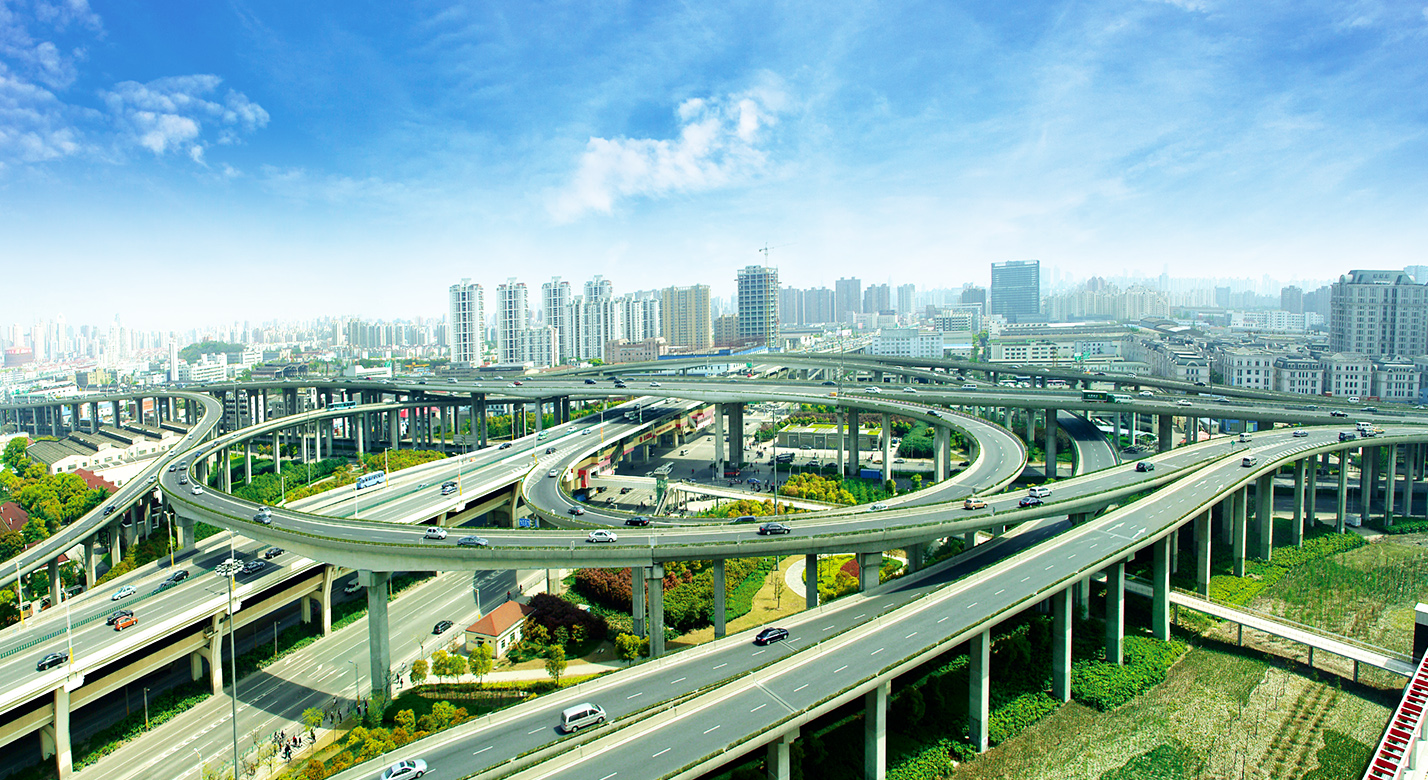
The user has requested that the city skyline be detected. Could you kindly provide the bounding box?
[3,2,1425,328]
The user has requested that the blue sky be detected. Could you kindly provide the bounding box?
[2,0,1426,330]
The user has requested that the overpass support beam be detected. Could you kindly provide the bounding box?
[848,409,860,476]
[1044,408,1058,479]
[272,432,282,474]
[1336,452,1349,532]
[1105,560,1125,665]
[714,404,726,477]
[205,614,224,694]
[1307,455,1319,528]
[1051,588,1071,702]
[1232,486,1248,577]
[906,543,925,573]
[712,560,726,639]
[647,566,665,658]
[933,426,950,482]
[1291,459,1306,547]
[836,409,846,477]
[730,403,745,467]
[969,628,991,754]
[42,684,73,779]
[805,554,819,609]
[1360,446,1372,527]
[81,539,95,588]
[857,551,881,592]
[174,514,195,555]
[1072,576,1088,618]
[864,679,890,779]
[303,565,334,636]
[767,729,797,780]
[881,413,892,484]
[1255,473,1273,561]
[359,570,392,703]
[534,400,544,433]
[632,567,646,637]
[1158,415,1174,453]
[1152,535,1171,641]
[1387,443,1398,525]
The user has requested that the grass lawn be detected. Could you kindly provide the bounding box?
[671,555,807,648]
[951,644,1389,780]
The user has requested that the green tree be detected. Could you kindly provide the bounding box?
[2,438,29,471]
[301,707,323,739]
[21,516,48,544]
[469,643,494,685]
[0,530,23,561]
[430,650,452,682]
[410,658,428,684]
[394,709,416,733]
[614,633,644,664]
[544,645,567,686]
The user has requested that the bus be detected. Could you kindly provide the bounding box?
[356,470,386,490]
[329,400,357,410]
[1082,390,1131,403]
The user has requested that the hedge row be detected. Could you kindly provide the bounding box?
[1071,636,1188,711]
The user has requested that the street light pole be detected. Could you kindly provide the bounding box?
[348,659,360,715]
[144,686,149,730]
[215,557,242,780]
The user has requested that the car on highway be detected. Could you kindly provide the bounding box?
[111,585,136,601]
[379,759,428,780]
[103,505,116,516]
[241,560,268,575]
[545,446,557,454]
[457,535,489,547]
[619,486,633,494]
[559,703,606,733]
[343,581,362,595]
[867,503,889,512]
[584,379,597,385]
[568,506,586,516]
[821,381,837,386]
[1241,456,1258,468]
[433,620,453,634]
[613,381,627,389]
[1330,410,1348,417]
[960,383,978,390]
[166,569,190,584]
[191,485,204,495]
[441,481,457,495]
[263,546,285,559]
[1175,399,1192,407]
[1135,462,1155,472]
[547,469,559,478]
[757,522,791,535]
[1028,485,1053,498]
[1138,390,1154,397]
[499,442,513,450]
[753,627,790,645]
[731,515,759,524]
[963,497,986,510]
[649,381,661,387]
[1018,496,1043,508]
[586,530,617,543]
[928,410,941,418]
[1348,396,1359,403]
[147,475,157,484]
[510,381,524,386]
[423,527,448,540]
[35,652,66,672]
[106,609,134,626]
[902,387,917,394]
[1339,431,1357,441]
[113,614,138,631]
[1293,430,1309,438]
[625,516,651,526]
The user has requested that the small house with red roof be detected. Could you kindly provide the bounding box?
[1,502,28,534]
[464,600,531,658]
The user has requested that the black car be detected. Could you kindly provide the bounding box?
[545,447,557,454]
[35,652,66,672]
[619,486,633,494]
[568,506,586,516]
[263,547,285,559]
[821,381,837,386]
[584,379,597,385]
[102,506,116,516]
[614,382,627,389]
[753,627,789,646]
[758,522,791,535]
[457,535,489,547]
[625,516,651,526]
[1329,410,1348,417]
[1018,496,1043,508]
[499,442,513,450]
[1135,462,1154,472]
[166,569,190,584]
[433,620,453,635]
[241,560,267,575]
[105,609,134,626]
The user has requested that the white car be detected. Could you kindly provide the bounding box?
[547,469,559,478]
[867,503,889,512]
[380,759,427,780]
[422,527,448,540]
[191,485,204,495]
[111,585,136,601]
[902,387,917,394]
[864,386,882,394]
[649,381,661,387]
[1175,399,1192,407]
[586,530,618,543]
[1138,390,1154,397]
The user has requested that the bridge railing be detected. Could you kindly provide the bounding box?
[1364,648,1428,780]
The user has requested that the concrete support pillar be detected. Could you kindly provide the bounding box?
[880,413,892,484]
[1044,408,1058,479]
[360,570,392,703]
[1072,576,1089,617]
[1360,446,1372,527]
[767,730,796,780]
[534,399,544,433]
[49,684,72,779]
[81,539,95,588]
[1152,535,1171,641]
[272,431,282,474]
[857,551,881,592]
[906,543,925,573]
[969,629,991,754]
[647,565,665,658]
[47,558,61,606]
[1105,561,1126,665]
[836,408,846,476]
[1337,453,1349,533]
[1051,588,1071,702]
[1255,473,1273,561]
[730,403,745,468]
[206,614,224,695]
[805,554,819,609]
[849,409,861,476]
[712,560,727,639]
[1291,459,1306,547]
[864,680,890,779]
[355,414,366,458]
[1157,414,1173,453]
[933,426,950,481]
[714,403,726,477]
[1232,486,1248,577]
[1307,455,1318,529]
[1387,443,1399,525]
[632,567,646,638]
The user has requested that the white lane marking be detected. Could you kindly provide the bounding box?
[937,616,949,623]
[599,774,618,780]
[472,746,492,756]
[653,748,671,758]
[713,663,727,670]
[1020,576,1030,583]
[905,632,918,639]
[994,589,1005,596]
[750,703,767,713]
[822,626,834,631]
[871,648,884,656]
[1045,565,1055,570]
[1090,543,1099,549]
[834,665,848,674]
[627,692,643,699]
[671,677,686,684]
[528,727,545,734]
[794,684,809,692]
[854,613,866,620]
[752,649,766,656]
[703,725,721,735]
[967,602,978,609]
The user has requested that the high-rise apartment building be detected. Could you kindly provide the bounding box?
[494,278,528,364]
[621,293,661,342]
[577,277,621,360]
[660,285,712,349]
[896,284,916,317]
[834,277,862,322]
[990,260,1041,323]
[1329,270,1428,358]
[448,278,485,365]
[1280,285,1303,315]
[542,277,574,364]
[803,288,835,324]
[736,265,779,345]
[778,286,802,326]
[863,283,891,315]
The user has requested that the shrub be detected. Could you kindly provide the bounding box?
[1072,636,1187,711]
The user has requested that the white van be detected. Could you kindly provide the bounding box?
[1028,485,1052,498]
[1237,432,1252,443]
[559,702,606,733]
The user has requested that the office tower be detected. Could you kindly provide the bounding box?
[863,283,891,315]
[1280,285,1304,315]
[896,284,916,317]
[959,285,987,306]
[660,285,713,349]
[736,265,779,345]
[989,260,1041,323]
[1329,270,1428,358]
[449,278,485,365]
[494,278,529,364]
[542,277,574,364]
[834,277,862,322]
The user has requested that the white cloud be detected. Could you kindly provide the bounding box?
[103,75,269,158]
[0,61,81,162]
[549,88,784,222]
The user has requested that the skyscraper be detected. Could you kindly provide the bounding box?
[494,278,528,364]
[541,277,574,364]
[1329,270,1428,358]
[579,276,620,360]
[834,277,862,322]
[736,265,779,346]
[802,288,835,324]
[1279,285,1303,315]
[990,260,1040,323]
[448,279,485,365]
[660,285,712,349]
[863,283,891,315]
[896,284,916,317]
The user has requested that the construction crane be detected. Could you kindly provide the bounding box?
[758,242,794,262]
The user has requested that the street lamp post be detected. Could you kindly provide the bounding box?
[348,659,360,717]
[143,686,149,730]
[215,556,242,780]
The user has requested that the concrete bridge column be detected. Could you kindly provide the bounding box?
[534,399,544,433]
[712,560,727,639]
[767,730,797,780]
[880,413,892,484]
[1291,459,1306,546]
[302,565,334,636]
[865,679,890,779]
[48,559,61,606]
[932,426,949,481]
[1157,414,1173,453]
[714,404,726,477]
[836,409,846,476]
[205,614,224,694]
[1387,443,1399,526]
[857,551,881,592]
[41,683,74,779]
[647,565,665,658]
[969,628,991,754]
[1072,576,1088,617]
[354,414,365,459]
[729,403,745,467]
[1337,452,1349,533]
[1232,486,1249,576]
[1044,408,1058,479]
[632,568,646,638]
[906,543,925,573]
[1051,588,1072,702]
[273,432,282,474]
[244,441,253,484]
[1255,473,1273,560]
[1307,455,1318,528]
[1025,408,1035,447]
[389,410,400,451]
[174,514,195,555]
[849,409,860,475]
[359,570,392,703]
[1152,535,1171,641]
[221,448,232,492]
[81,539,95,588]
[1105,560,1125,665]
[805,554,819,609]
